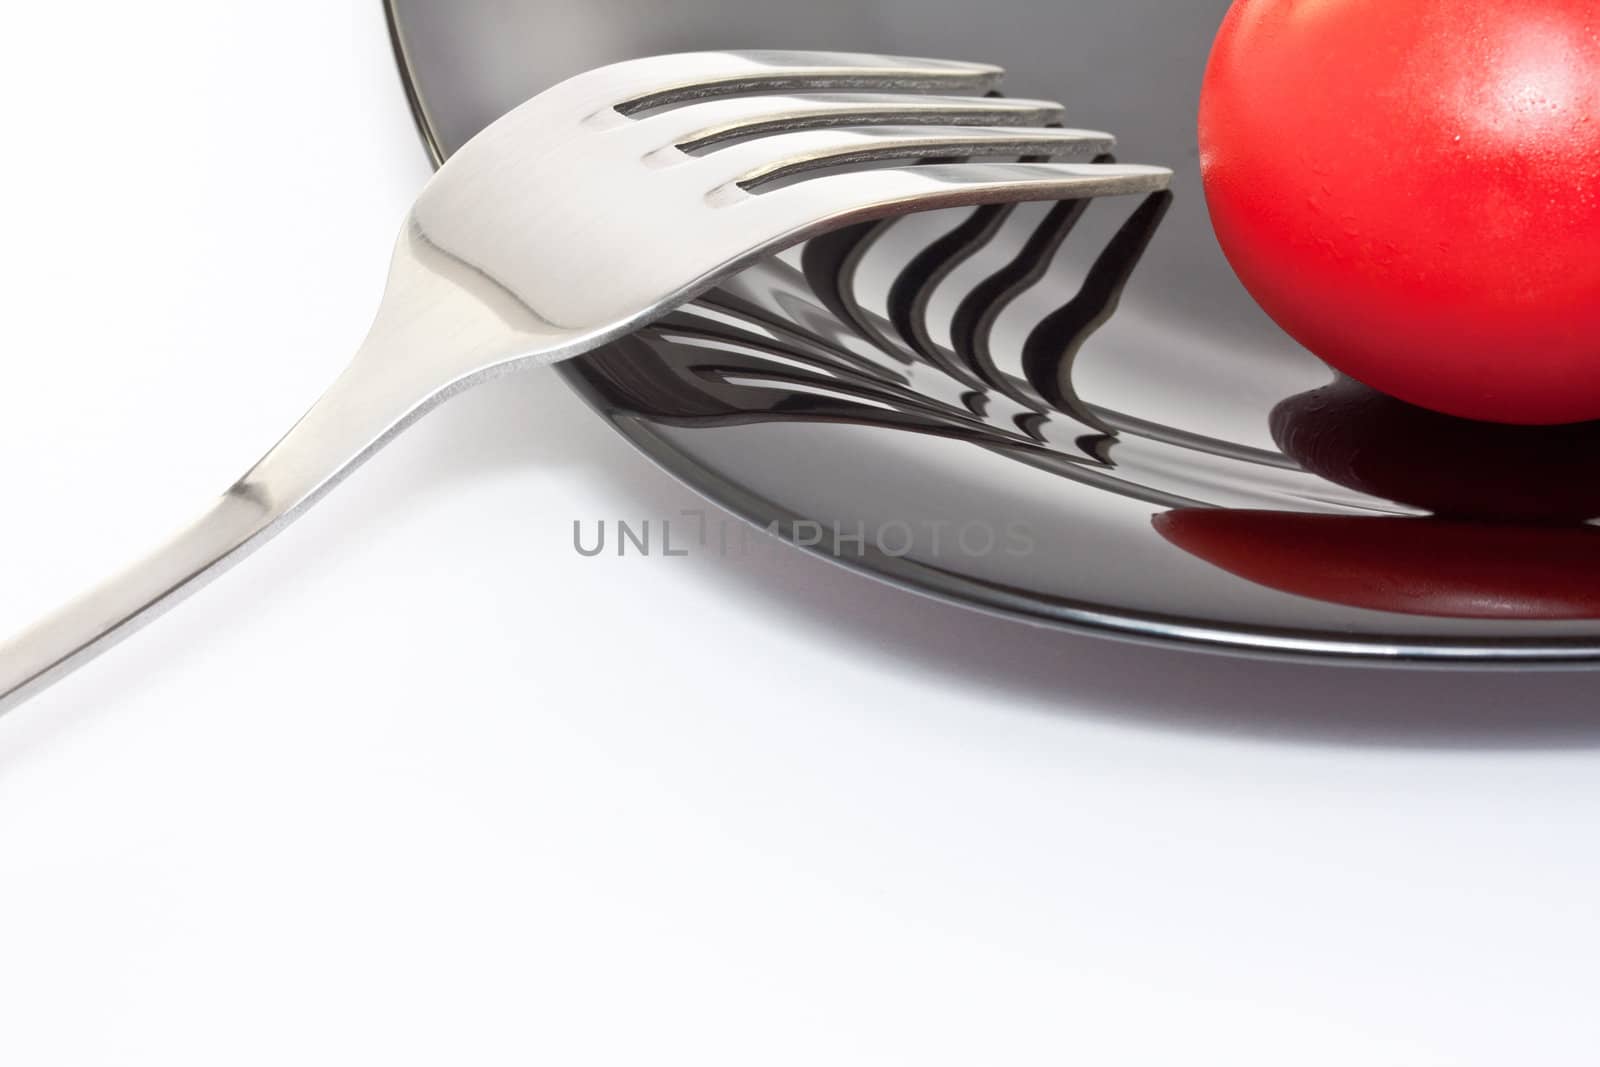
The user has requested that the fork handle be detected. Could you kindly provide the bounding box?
[0,219,560,715]
[0,351,456,716]
[0,491,279,712]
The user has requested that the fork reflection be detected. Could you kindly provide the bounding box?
[571,184,1180,503]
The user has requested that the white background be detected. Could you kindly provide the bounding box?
[2,3,1599,1064]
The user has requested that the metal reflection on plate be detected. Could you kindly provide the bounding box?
[575,188,1182,502]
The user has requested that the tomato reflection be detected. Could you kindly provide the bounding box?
[1157,379,1600,620]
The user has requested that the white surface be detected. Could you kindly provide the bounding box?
[1,3,1598,1064]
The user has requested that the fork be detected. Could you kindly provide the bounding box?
[0,50,1170,712]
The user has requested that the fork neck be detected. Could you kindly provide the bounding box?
[239,217,580,516]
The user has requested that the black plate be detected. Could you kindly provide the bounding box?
[385,0,1600,665]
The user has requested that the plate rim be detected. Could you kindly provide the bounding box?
[381,0,1600,668]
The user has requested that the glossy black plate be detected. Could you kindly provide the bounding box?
[384,0,1600,665]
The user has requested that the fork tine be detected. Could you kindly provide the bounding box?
[720,161,1173,228]
[599,51,1006,115]
[699,126,1117,191]
[629,93,1066,153]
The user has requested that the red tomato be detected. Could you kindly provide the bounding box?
[1199,0,1600,425]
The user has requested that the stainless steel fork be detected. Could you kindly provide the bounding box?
[0,50,1170,712]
